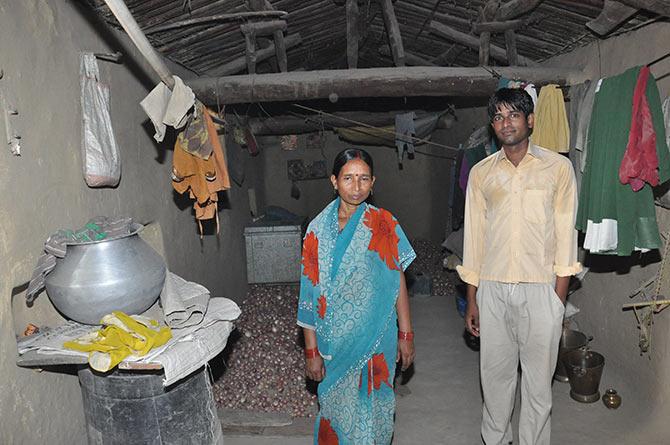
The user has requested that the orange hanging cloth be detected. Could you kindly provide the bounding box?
[172,101,231,235]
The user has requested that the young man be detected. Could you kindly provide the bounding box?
[457,88,581,445]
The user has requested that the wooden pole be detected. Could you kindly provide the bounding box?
[247,110,436,135]
[206,34,302,76]
[143,11,289,34]
[473,19,526,34]
[274,30,288,72]
[102,0,174,89]
[240,20,287,36]
[346,0,359,68]
[496,0,545,21]
[504,30,519,66]
[379,0,406,67]
[244,32,257,74]
[430,20,535,66]
[378,47,437,66]
[188,66,583,105]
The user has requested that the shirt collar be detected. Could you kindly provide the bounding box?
[495,142,543,165]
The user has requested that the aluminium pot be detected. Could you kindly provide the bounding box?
[45,224,166,325]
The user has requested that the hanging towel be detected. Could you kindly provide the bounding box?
[531,84,570,153]
[395,112,416,163]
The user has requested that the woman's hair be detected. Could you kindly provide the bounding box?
[487,88,534,122]
[331,148,374,177]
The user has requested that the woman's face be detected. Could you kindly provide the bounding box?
[330,158,375,207]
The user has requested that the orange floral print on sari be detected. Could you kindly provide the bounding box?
[301,231,320,285]
[364,208,400,270]
[318,418,339,445]
[318,295,327,319]
[363,353,392,396]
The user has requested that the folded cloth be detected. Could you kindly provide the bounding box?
[160,272,210,329]
[141,297,241,386]
[26,217,135,303]
[140,75,195,143]
[64,311,172,372]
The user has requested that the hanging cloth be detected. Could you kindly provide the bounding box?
[531,84,570,153]
[619,66,659,191]
[576,66,670,255]
[172,102,231,235]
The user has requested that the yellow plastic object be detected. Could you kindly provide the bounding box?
[64,311,172,372]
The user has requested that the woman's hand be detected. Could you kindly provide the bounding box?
[397,338,415,371]
[305,356,325,382]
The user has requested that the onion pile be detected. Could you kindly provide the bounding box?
[213,284,318,417]
[407,239,457,297]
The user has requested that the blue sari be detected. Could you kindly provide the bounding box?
[298,198,416,444]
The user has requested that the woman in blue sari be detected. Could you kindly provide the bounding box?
[297,148,416,444]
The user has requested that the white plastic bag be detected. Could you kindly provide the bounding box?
[80,53,121,187]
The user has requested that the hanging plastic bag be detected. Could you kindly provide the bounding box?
[80,53,121,187]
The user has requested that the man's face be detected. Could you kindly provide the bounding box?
[491,105,534,147]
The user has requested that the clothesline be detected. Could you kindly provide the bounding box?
[291,103,461,157]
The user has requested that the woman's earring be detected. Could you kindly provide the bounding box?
[370,189,374,196]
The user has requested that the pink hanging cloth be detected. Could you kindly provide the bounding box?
[619,66,659,191]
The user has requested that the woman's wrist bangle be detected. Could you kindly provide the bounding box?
[398,331,414,341]
[305,348,319,359]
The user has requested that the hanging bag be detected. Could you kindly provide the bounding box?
[80,53,121,187]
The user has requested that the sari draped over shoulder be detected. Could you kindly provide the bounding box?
[298,198,416,445]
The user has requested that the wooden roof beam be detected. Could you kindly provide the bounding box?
[188,66,583,105]
[378,46,437,66]
[497,0,545,21]
[379,0,406,66]
[430,20,536,66]
[346,0,359,68]
[205,33,302,76]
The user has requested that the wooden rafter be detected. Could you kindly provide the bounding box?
[379,0,406,67]
[430,21,535,66]
[379,46,437,66]
[496,0,545,21]
[206,34,302,76]
[478,1,500,66]
[346,0,359,68]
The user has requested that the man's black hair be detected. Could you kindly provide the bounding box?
[487,88,534,122]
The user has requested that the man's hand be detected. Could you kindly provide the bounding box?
[305,356,325,382]
[397,339,415,371]
[465,300,480,337]
[555,275,570,305]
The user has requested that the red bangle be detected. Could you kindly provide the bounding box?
[398,331,414,341]
[305,348,319,359]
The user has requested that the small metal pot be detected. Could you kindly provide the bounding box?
[45,224,166,324]
[602,388,622,409]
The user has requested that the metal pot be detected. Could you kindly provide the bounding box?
[555,329,589,382]
[564,348,605,403]
[45,224,166,325]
